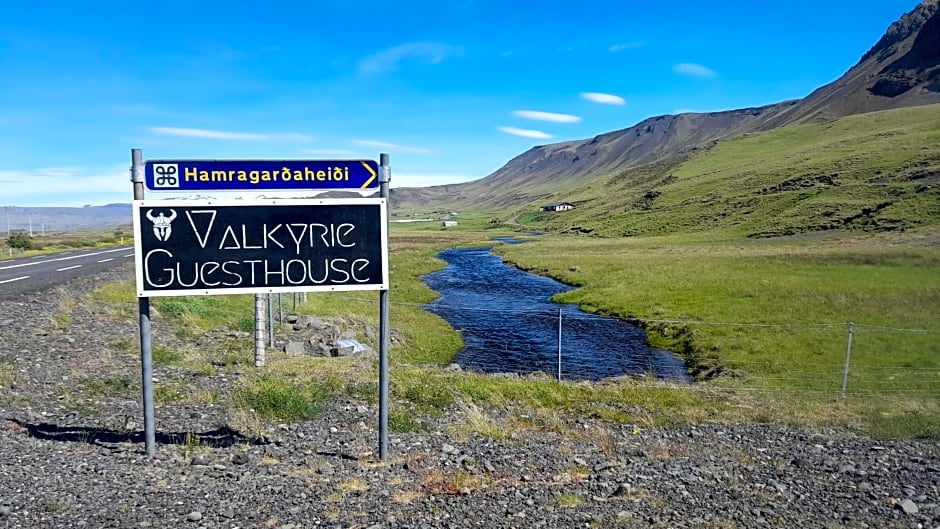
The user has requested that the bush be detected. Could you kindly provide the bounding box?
[6,232,30,250]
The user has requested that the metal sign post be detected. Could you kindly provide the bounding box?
[378,153,390,460]
[130,149,157,457]
[130,152,391,457]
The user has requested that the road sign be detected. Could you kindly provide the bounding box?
[144,160,379,192]
[132,198,388,297]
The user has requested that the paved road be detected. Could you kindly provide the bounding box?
[0,246,135,298]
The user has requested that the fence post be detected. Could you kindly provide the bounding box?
[254,294,265,367]
[557,309,562,382]
[840,322,854,399]
[267,293,275,347]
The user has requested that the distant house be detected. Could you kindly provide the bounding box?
[541,202,575,212]
[442,220,458,228]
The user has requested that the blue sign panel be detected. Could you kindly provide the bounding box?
[144,160,379,192]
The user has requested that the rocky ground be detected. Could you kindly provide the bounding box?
[0,266,937,529]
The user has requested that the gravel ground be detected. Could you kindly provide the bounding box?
[0,266,937,529]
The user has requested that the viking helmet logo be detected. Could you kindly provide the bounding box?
[145,209,177,242]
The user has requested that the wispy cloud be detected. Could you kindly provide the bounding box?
[498,126,552,139]
[300,148,360,156]
[609,41,645,52]
[395,172,475,188]
[673,63,718,78]
[0,166,129,205]
[580,92,626,106]
[352,139,431,154]
[149,126,312,142]
[358,41,456,76]
[512,110,582,123]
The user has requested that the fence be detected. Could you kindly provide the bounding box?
[289,295,939,401]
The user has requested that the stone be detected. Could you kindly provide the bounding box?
[185,511,202,522]
[309,341,331,357]
[284,341,306,356]
[611,483,633,497]
[896,499,918,514]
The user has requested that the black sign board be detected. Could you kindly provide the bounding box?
[133,198,388,297]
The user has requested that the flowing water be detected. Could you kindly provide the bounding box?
[422,245,690,381]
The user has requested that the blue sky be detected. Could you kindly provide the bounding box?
[0,0,919,206]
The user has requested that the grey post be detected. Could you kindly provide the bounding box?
[254,294,266,367]
[840,322,855,398]
[378,152,391,460]
[267,293,275,347]
[557,309,562,382]
[131,149,156,457]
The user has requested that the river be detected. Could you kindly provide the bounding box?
[422,244,690,381]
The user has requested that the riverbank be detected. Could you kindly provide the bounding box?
[0,266,938,527]
[495,229,940,438]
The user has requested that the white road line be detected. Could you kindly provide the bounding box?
[0,246,132,271]
[98,258,114,263]
[0,276,29,284]
[56,265,82,272]
[123,254,134,258]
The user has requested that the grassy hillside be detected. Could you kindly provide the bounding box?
[516,105,940,238]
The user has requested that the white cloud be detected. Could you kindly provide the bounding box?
[149,126,313,142]
[0,166,130,206]
[358,41,456,76]
[352,139,432,154]
[609,42,645,52]
[580,92,626,105]
[498,126,553,139]
[300,148,360,156]
[673,63,718,78]
[512,110,582,123]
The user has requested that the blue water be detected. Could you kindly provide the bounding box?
[422,246,690,381]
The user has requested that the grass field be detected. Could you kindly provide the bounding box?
[93,225,938,440]
[494,228,940,436]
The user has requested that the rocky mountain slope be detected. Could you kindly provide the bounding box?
[392,0,940,211]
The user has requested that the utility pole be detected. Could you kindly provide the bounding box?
[4,206,10,235]
[28,216,33,237]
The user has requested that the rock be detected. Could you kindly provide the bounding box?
[231,452,250,465]
[284,341,306,356]
[442,443,460,456]
[611,483,633,497]
[444,363,462,372]
[896,499,919,514]
[185,511,202,522]
[309,341,331,357]
[190,453,210,466]
[0,505,11,516]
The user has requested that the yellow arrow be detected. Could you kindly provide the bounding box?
[360,161,377,189]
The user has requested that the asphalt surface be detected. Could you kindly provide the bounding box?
[0,246,135,298]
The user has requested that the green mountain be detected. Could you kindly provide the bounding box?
[391,0,940,236]
[516,104,940,237]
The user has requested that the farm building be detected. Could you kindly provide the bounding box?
[540,202,575,212]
